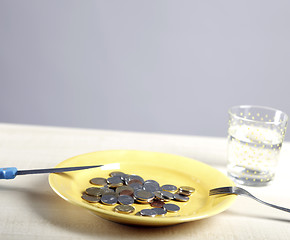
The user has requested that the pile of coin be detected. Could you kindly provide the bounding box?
[81,171,195,217]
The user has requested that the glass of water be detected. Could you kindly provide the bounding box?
[227,105,288,186]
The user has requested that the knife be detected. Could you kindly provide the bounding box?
[0,165,103,179]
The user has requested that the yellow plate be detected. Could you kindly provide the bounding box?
[49,150,236,226]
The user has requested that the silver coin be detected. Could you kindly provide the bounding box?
[179,186,195,193]
[140,209,157,217]
[161,184,177,193]
[143,183,161,193]
[81,193,101,203]
[163,203,180,212]
[107,176,123,188]
[85,187,103,197]
[161,191,174,201]
[128,182,143,191]
[109,171,127,179]
[173,193,189,202]
[118,195,134,205]
[101,194,118,205]
[178,186,195,196]
[101,188,115,195]
[114,205,135,214]
[134,190,154,201]
[154,191,164,200]
[90,177,107,186]
[144,180,160,187]
[135,199,149,204]
[134,197,154,204]
[107,176,123,183]
[108,183,123,188]
[152,207,167,216]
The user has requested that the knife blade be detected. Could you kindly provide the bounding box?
[0,165,103,180]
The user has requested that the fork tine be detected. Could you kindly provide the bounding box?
[209,190,226,195]
[209,189,224,195]
[209,186,235,195]
[209,191,219,196]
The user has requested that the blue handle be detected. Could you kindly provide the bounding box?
[0,167,18,179]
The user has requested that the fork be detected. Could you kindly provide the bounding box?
[209,186,290,213]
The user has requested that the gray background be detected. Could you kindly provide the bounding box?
[1,1,290,140]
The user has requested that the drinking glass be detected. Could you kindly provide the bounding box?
[227,105,288,186]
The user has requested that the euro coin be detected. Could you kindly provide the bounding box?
[140,209,157,217]
[90,177,107,186]
[81,193,101,203]
[152,207,167,216]
[114,205,135,214]
[118,195,134,205]
[173,193,189,202]
[85,187,103,197]
[161,184,177,193]
[163,203,180,213]
[101,194,118,205]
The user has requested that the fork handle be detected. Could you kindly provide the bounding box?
[244,193,290,213]
[0,167,17,179]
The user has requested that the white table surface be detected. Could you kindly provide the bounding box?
[0,123,289,240]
